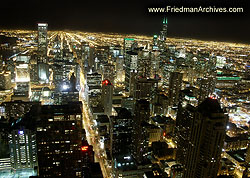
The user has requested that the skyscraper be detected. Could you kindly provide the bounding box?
[37,23,49,84]
[175,103,195,165]
[9,129,37,170]
[132,99,150,164]
[102,64,115,85]
[159,17,168,51]
[35,102,89,177]
[134,77,158,100]
[169,72,183,107]
[123,38,136,93]
[124,51,138,94]
[101,79,113,116]
[183,98,228,178]
[197,77,215,104]
[110,108,133,158]
[160,17,168,42]
[37,23,48,63]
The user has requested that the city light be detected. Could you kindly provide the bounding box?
[62,85,69,90]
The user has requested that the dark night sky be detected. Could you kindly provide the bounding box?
[0,0,249,43]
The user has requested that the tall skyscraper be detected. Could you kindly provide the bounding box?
[175,103,195,165]
[35,102,91,177]
[123,38,136,93]
[102,64,115,85]
[151,50,160,77]
[115,55,125,83]
[37,23,48,63]
[160,17,168,42]
[81,41,90,71]
[169,72,183,107]
[197,77,215,104]
[101,79,113,116]
[183,98,228,178]
[124,51,138,94]
[132,99,150,164]
[37,23,49,84]
[110,108,133,158]
[159,17,168,51]
[137,49,151,78]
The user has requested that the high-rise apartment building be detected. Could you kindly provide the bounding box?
[183,98,227,178]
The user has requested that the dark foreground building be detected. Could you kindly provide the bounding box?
[34,102,92,177]
[183,98,228,178]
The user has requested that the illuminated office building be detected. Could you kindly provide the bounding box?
[152,35,159,51]
[37,62,49,84]
[159,17,168,51]
[102,64,115,85]
[197,77,215,104]
[123,38,136,92]
[37,23,48,63]
[137,49,151,78]
[53,73,79,105]
[15,63,30,83]
[9,129,37,170]
[123,38,135,56]
[37,23,49,84]
[134,77,158,100]
[115,55,125,83]
[132,99,150,164]
[15,62,30,97]
[124,51,138,94]
[0,71,11,90]
[13,82,30,100]
[151,50,160,77]
[110,108,133,158]
[168,72,183,107]
[160,17,168,42]
[102,79,113,117]
[81,42,90,69]
[29,56,38,83]
[162,58,176,90]
[16,55,30,64]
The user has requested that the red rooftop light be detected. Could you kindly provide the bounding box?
[209,95,216,100]
[102,79,112,86]
[81,146,88,151]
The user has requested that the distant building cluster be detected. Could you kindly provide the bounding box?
[0,17,250,178]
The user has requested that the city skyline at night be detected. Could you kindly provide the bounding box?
[0,0,250,43]
[0,1,250,177]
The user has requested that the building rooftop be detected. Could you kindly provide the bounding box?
[226,149,246,163]
[97,115,109,124]
[198,97,223,114]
